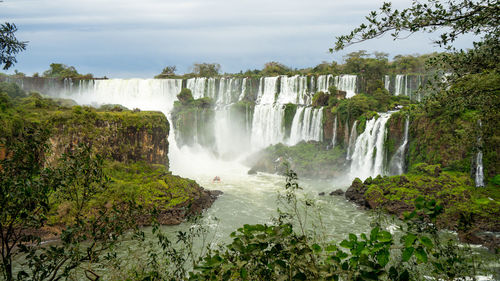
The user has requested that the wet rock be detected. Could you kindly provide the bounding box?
[247,168,257,175]
[345,178,369,208]
[329,189,344,196]
[318,192,325,196]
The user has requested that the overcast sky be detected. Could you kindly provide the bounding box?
[3,0,476,78]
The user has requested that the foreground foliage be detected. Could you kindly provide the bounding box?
[120,171,491,281]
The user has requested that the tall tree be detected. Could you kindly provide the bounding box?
[332,0,499,51]
[0,23,27,70]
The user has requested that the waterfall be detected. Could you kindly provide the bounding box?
[346,120,358,160]
[316,74,334,93]
[389,117,409,175]
[332,115,337,147]
[250,77,284,148]
[59,79,182,112]
[238,78,247,101]
[207,78,217,100]
[335,75,357,98]
[278,75,310,105]
[186,77,207,99]
[251,104,285,149]
[384,75,390,91]
[350,113,392,180]
[395,75,404,96]
[288,106,323,145]
[475,120,485,187]
[256,77,278,104]
[475,152,484,187]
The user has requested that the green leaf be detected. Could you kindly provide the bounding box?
[404,233,417,247]
[419,236,433,249]
[415,247,428,263]
[402,247,414,262]
[377,250,390,267]
[325,244,337,252]
[370,226,380,241]
[378,231,392,242]
[240,267,247,279]
[349,233,358,242]
[312,243,322,253]
[340,240,353,249]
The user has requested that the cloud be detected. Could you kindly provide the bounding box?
[4,0,477,78]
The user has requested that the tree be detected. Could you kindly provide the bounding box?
[332,0,499,51]
[261,61,290,76]
[0,124,53,281]
[155,65,177,78]
[43,63,79,78]
[0,23,27,70]
[192,63,220,77]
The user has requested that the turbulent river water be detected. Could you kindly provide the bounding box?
[169,145,371,244]
[26,78,496,279]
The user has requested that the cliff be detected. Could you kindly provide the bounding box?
[47,107,170,167]
[1,92,219,228]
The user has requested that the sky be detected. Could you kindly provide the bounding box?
[3,0,477,78]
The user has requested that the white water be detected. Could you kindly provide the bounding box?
[288,106,323,145]
[186,77,207,99]
[389,117,409,175]
[346,120,358,160]
[40,77,374,247]
[332,115,337,147]
[251,104,286,149]
[475,151,484,187]
[475,120,485,187]
[395,75,405,96]
[350,113,392,180]
[384,75,390,91]
[278,75,311,105]
[334,74,357,98]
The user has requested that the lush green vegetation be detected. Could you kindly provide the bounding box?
[248,141,346,179]
[0,22,26,70]
[361,164,499,241]
[117,172,491,280]
[42,63,94,79]
[0,84,218,280]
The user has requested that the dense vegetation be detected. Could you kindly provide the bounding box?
[108,172,493,280]
[0,85,217,280]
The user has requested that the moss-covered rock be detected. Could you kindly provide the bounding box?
[345,165,500,250]
[47,106,170,167]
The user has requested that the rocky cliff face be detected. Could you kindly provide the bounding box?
[47,109,170,167]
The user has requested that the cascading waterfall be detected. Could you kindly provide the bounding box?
[334,75,357,98]
[26,74,360,156]
[384,75,390,91]
[186,77,207,99]
[251,104,285,149]
[60,79,182,112]
[316,74,334,93]
[475,152,484,187]
[278,75,310,105]
[238,78,247,101]
[350,113,392,180]
[346,121,358,160]
[395,75,405,96]
[251,77,283,148]
[389,117,409,175]
[475,120,484,187]
[288,106,323,145]
[332,115,337,147]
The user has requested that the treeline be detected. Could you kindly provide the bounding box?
[2,63,95,79]
[154,52,441,79]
